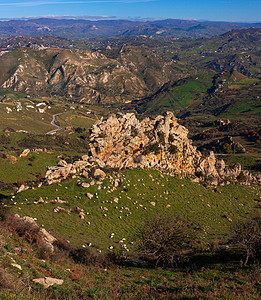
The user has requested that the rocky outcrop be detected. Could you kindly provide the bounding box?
[42,112,261,187]
[45,159,91,185]
[13,214,57,253]
[89,112,201,175]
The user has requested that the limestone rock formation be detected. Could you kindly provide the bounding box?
[89,111,201,175]
[43,112,260,186]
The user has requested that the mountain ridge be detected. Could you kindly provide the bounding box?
[0,18,260,39]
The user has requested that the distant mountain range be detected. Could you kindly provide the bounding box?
[0,18,260,39]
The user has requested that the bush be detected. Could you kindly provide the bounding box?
[5,215,40,244]
[70,247,109,267]
[231,215,261,265]
[137,215,195,267]
[143,142,161,155]
[169,144,178,154]
[237,171,246,183]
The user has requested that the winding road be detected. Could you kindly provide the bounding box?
[46,110,69,135]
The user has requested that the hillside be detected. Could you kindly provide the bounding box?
[0,46,177,103]
[0,112,260,299]
[0,28,260,106]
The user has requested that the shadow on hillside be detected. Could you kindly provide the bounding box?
[0,193,8,201]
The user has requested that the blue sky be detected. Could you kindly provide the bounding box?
[0,0,260,22]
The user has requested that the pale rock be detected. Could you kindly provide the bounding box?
[57,160,67,167]
[53,207,70,214]
[86,193,94,199]
[20,149,30,157]
[33,277,64,289]
[93,168,106,180]
[11,263,22,270]
[37,197,44,204]
[81,182,90,188]
[17,184,29,193]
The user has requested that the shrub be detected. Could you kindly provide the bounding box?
[169,144,178,154]
[231,215,261,265]
[143,142,160,155]
[70,247,109,267]
[137,215,195,267]
[157,132,165,145]
[5,215,40,244]
[17,179,25,187]
[237,171,246,183]
[75,127,83,134]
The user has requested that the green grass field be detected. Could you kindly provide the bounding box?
[219,98,261,118]
[0,101,65,134]
[0,151,60,183]
[56,111,95,130]
[138,74,213,115]
[7,169,261,251]
[228,78,260,89]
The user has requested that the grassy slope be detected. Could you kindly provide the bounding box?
[0,151,60,183]
[1,227,260,300]
[0,101,65,134]
[7,169,261,251]
[137,73,213,115]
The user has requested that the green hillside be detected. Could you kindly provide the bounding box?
[7,169,261,250]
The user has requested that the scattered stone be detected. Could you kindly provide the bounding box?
[222,215,232,222]
[20,149,30,157]
[57,160,68,167]
[92,168,106,180]
[81,182,90,188]
[191,178,200,184]
[50,198,68,204]
[33,277,64,289]
[86,193,94,199]
[17,184,29,193]
[11,263,22,270]
[82,170,89,179]
[53,207,70,214]
[37,197,44,204]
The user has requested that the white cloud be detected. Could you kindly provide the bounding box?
[0,0,155,7]
[0,15,116,20]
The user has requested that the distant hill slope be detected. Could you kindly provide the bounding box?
[0,45,178,103]
[0,18,260,39]
[0,27,260,112]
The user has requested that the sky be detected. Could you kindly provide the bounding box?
[0,0,260,22]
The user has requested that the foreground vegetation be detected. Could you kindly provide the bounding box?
[0,203,260,299]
